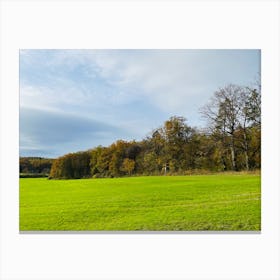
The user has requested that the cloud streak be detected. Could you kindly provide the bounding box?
[20,107,130,157]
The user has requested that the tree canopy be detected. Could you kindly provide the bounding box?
[20,157,54,177]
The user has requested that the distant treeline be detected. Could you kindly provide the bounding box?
[48,83,261,179]
[20,157,54,177]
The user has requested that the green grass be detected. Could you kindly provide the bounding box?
[20,174,261,231]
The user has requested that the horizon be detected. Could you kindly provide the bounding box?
[20,49,260,158]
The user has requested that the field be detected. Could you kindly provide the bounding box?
[20,174,261,231]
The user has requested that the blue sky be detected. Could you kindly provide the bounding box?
[20,49,260,158]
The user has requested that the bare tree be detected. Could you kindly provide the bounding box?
[200,84,244,171]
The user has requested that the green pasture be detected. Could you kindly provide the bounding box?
[20,174,261,231]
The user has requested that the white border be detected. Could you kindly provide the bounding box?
[1,1,279,280]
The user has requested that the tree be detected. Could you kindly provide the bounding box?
[49,151,91,179]
[122,158,135,175]
[200,84,244,170]
[246,86,261,127]
[161,116,193,171]
[20,157,53,175]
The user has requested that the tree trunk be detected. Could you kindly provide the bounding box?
[244,150,249,171]
[243,132,249,171]
[230,137,237,171]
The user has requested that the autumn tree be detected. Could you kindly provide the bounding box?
[49,151,91,179]
[121,158,135,175]
[161,116,195,171]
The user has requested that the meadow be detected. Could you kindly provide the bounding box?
[19,174,261,231]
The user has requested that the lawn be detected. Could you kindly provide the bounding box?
[19,174,261,231]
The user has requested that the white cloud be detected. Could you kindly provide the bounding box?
[91,51,206,109]
[21,49,207,114]
[20,81,99,114]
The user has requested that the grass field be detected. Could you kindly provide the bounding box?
[20,174,261,231]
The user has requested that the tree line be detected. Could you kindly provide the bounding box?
[20,157,54,177]
[47,83,261,179]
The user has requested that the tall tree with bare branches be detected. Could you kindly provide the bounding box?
[200,84,245,171]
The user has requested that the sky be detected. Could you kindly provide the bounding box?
[20,49,260,158]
